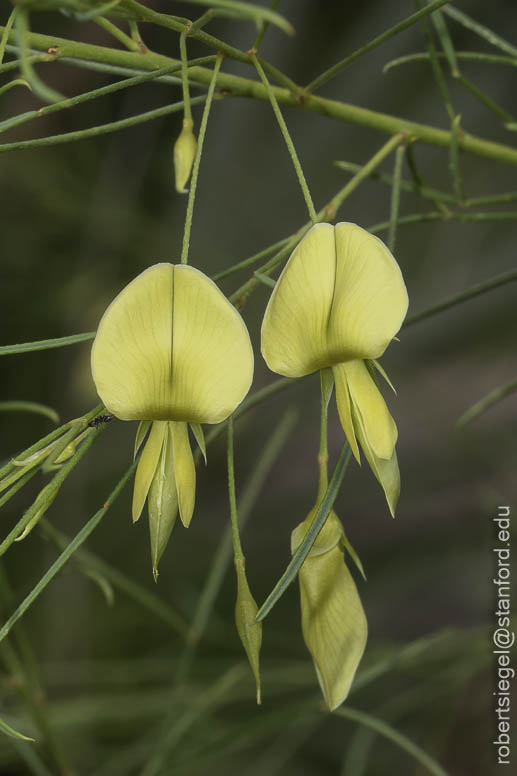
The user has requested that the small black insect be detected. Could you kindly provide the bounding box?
[88,414,114,428]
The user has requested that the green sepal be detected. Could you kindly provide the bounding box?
[134,420,152,461]
[190,422,207,465]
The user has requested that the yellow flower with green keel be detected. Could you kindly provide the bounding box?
[91,263,254,578]
[261,222,408,515]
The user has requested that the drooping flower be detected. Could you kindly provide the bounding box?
[91,263,254,577]
[261,222,408,515]
[173,118,197,193]
[291,508,367,710]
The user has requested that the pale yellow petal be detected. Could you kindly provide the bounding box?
[132,421,166,523]
[190,422,207,465]
[148,423,178,580]
[327,223,408,361]
[173,119,197,194]
[343,360,397,461]
[297,543,368,710]
[332,364,360,464]
[171,266,254,423]
[134,420,151,461]
[261,223,337,377]
[91,264,173,421]
[171,421,196,528]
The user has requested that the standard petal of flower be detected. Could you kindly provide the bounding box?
[261,223,337,377]
[171,265,254,423]
[148,423,178,580]
[91,264,174,421]
[170,420,196,528]
[132,421,167,523]
[298,542,368,711]
[327,223,408,361]
[354,416,401,518]
[343,359,397,461]
[332,364,360,464]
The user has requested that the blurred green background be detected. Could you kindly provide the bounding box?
[0,0,515,773]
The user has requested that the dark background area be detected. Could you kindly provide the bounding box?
[0,1,515,774]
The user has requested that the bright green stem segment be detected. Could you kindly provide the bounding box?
[179,31,192,122]
[227,417,243,561]
[251,53,317,223]
[180,54,222,265]
[256,440,352,623]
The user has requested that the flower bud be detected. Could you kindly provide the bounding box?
[292,510,367,710]
[173,118,197,194]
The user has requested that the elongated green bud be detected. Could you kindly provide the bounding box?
[15,481,58,542]
[173,118,197,194]
[234,557,262,704]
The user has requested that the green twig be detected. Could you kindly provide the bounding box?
[0,94,208,153]
[456,74,514,123]
[335,160,456,204]
[388,144,405,252]
[335,707,449,776]
[179,32,192,122]
[212,237,290,281]
[418,0,454,121]
[430,4,460,77]
[255,442,352,623]
[457,378,517,427]
[443,6,517,59]
[180,55,222,264]
[251,54,316,222]
[305,0,451,92]
[449,113,464,202]
[15,8,63,103]
[253,0,281,51]
[0,7,17,65]
[403,267,517,328]
[0,332,95,356]
[384,51,517,73]
[94,16,142,52]
[0,401,59,424]
[0,461,137,646]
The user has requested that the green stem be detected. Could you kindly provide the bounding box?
[335,159,456,204]
[0,332,95,355]
[252,0,281,51]
[306,0,451,92]
[211,236,290,280]
[457,378,517,427]
[226,417,243,562]
[384,51,517,73]
[443,6,517,59]
[251,53,316,222]
[403,267,517,328]
[0,461,137,646]
[94,16,141,52]
[388,143,405,252]
[0,401,59,424]
[256,441,352,623]
[0,6,16,65]
[180,54,222,264]
[15,8,63,103]
[179,31,192,121]
[335,707,449,776]
[3,26,517,166]
[317,373,329,501]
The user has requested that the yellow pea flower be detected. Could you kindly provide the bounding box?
[91,263,254,577]
[291,509,367,710]
[261,222,408,515]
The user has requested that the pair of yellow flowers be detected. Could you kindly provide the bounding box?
[91,221,408,709]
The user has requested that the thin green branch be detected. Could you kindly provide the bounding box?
[0,401,59,424]
[180,55,222,264]
[251,54,316,222]
[0,460,137,647]
[306,0,451,92]
[457,378,517,427]
[15,8,63,103]
[226,417,243,562]
[253,0,281,51]
[449,113,464,202]
[383,51,517,74]
[404,267,517,328]
[212,237,290,281]
[178,0,294,36]
[0,332,95,356]
[388,144,405,252]
[443,6,517,59]
[255,442,352,623]
[430,4,459,77]
[94,16,141,52]
[335,160,456,204]
[335,707,449,776]
[418,0,454,121]
[0,7,16,65]
[368,209,517,234]
[179,32,192,121]
[0,94,208,153]
[456,74,515,123]
[2,26,517,166]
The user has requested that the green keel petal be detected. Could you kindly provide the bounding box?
[133,421,167,523]
[148,423,178,580]
[343,360,397,461]
[333,364,360,463]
